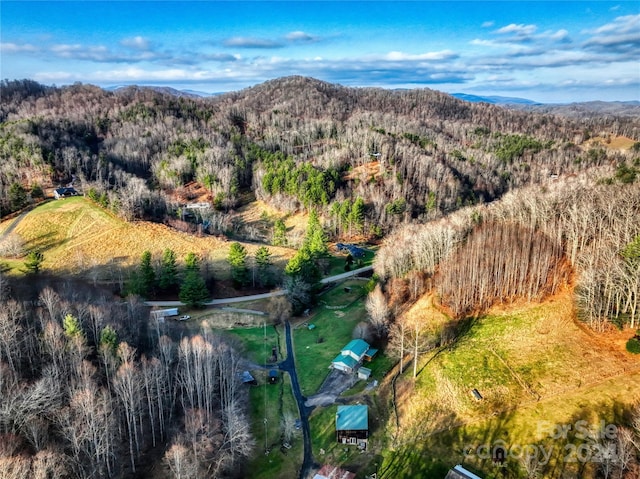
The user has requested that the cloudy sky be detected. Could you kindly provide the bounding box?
[1,1,639,102]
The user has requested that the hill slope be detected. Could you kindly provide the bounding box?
[383,289,640,478]
[0,197,294,283]
[1,77,637,235]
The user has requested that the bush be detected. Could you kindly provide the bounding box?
[626,337,640,354]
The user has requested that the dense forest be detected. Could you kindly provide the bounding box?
[1,77,638,235]
[374,179,640,331]
[0,275,253,479]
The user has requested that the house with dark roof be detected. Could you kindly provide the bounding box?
[335,405,368,449]
[331,339,378,374]
[445,465,483,479]
[54,187,78,199]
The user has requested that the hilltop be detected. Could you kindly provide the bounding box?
[1,76,638,235]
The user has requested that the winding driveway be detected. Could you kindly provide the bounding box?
[144,265,373,308]
[0,210,29,240]
[144,264,374,478]
[278,321,316,479]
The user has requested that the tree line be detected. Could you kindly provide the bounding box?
[373,176,640,332]
[1,77,636,238]
[0,274,254,479]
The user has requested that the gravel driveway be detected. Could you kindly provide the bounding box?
[305,368,359,407]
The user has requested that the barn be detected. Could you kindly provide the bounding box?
[335,405,368,449]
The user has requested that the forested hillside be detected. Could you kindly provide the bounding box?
[2,77,638,236]
[374,179,640,331]
[2,76,640,479]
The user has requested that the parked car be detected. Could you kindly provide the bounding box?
[178,315,190,321]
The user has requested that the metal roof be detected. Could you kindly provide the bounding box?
[445,465,483,479]
[341,339,370,358]
[336,405,368,431]
[332,354,359,369]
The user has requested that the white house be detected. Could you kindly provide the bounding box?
[331,339,377,374]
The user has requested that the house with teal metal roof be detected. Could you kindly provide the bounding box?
[335,405,368,448]
[332,339,372,373]
[341,339,369,360]
[331,339,378,373]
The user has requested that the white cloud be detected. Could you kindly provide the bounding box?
[495,23,537,36]
[384,50,458,61]
[223,37,283,48]
[121,36,151,51]
[589,14,639,34]
[547,29,570,42]
[0,42,39,53]
[286,31,318,43]
[584,14,640,53]
[482,21,494,28]
[470,39,499,47]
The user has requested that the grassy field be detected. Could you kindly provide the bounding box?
[327,247,376,277]
[293,280,369,395]
[378,290,640,478]
[246,372,303,479]
[0,196,294,281]
[224,323,286,365]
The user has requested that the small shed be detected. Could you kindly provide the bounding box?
[357,367,371,380]
[240,371,258,386]
[471,388,483,401]
[307,323,316,330]
[336,405,368,449]
[364,347,378,362]
[268,369,279,384]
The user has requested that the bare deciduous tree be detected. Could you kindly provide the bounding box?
[366,284,390,337]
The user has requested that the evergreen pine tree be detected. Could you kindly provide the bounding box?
[179,270,209,308]
[228,242,249,287]
[158,248,178,292]
[255,246,273,287]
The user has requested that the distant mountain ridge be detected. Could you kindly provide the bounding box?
[100,83,638,118]
[452,92,640,118]
[451,93,541,105]
[104,85,220,98]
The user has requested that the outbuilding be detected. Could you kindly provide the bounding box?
[335,405,368,449]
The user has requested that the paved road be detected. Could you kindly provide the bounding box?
[319,264,373,284]
[0,210,29,240]
[278,321,316,479]
[144,265,373,308]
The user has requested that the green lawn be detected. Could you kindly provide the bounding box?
[224,324,286,365]
[292,298,368,396]
[327,247,376,276]
[319,279,367,307]
[246,372,303,479]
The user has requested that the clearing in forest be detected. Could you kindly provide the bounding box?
[0,197,294,281]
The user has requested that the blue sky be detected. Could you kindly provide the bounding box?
[1,1,639,102]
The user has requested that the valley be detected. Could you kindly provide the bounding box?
[0,77,639,479]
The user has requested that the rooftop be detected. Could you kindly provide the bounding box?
[445,465,483,479]
[341,339,370,357]
[336,405,368,431]
[332,354,359,369]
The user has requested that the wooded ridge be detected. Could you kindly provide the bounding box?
[1,77,637,235]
